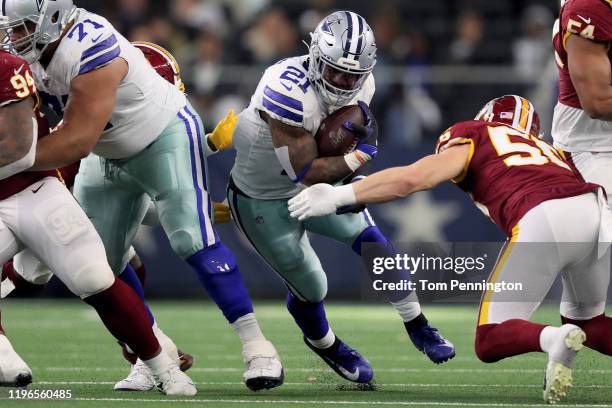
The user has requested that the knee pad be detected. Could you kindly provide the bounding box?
[67,264,115,298]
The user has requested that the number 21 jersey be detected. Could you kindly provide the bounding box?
[436,120,599,235]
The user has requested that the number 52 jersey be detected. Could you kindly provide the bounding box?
[436,120,600,236]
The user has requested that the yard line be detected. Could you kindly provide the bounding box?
[34,381,612,389]
[2,397,608,407]
[41,367,612,374]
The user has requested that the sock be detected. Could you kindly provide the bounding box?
[475,320,545,363]
[231,313,265,344]
[84,278,159,360]
[134,263,147,288]
[561,314,612,356]
[307,328,336,349]
[404,313,429,333]
[539,326,560,353]
[187,243,254,323]
[2,261,45,295]
[286,292,334,347]
[142,350,174,376]
[392,292,422,323]
[119,264,154,324]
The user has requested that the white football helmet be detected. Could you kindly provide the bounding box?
[308,11,377,106]
[0,0,77,63]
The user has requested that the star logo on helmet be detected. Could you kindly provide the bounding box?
[321,16,341,35]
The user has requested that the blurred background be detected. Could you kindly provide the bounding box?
[37,0,589,299]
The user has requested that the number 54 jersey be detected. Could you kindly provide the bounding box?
[231,55,375,200]
[435,120,600,236]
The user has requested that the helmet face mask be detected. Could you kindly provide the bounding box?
[475,94,542,138]
[308,11,376,106]
[0,0,77,63]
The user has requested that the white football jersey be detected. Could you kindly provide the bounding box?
[30,9,186,159]
[231,55,375,199]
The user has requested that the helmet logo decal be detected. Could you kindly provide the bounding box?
[321,16,340,35]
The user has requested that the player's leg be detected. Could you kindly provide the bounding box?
[0,219,32,386]
[122,105,282,391]
[6,177,195,395]
[475,194,600,403]
[1,249,51,298]
[228,184,373,383]
[304,210,455,363]
[73,160,185,391]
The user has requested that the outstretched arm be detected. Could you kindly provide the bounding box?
[288,144,470,220]
[30,58,128,170]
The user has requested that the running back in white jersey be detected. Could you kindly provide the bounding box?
[231,55,375,199]
[30,9,187,159]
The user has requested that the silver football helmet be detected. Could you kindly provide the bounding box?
[308,11,377,106]
[0,0,77,63]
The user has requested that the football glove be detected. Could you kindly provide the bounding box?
[344,100,378,159]
[207,110,237,152]
[213,201,231,224]
[336,168,368,215]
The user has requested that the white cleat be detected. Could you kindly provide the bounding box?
[242,339,284,391]
[0,334,32,387]
[543,324,586,405]
[154,364,197,396]
[114,359,155,391]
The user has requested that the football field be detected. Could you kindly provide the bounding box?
[0,300,610,407]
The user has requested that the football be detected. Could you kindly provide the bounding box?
[314,105,364,157]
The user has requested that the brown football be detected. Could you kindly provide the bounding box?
[314,105,364,157]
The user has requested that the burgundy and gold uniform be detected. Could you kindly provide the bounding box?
[552,0,612,152]
[0,51,55,200]
[436,120,598,235]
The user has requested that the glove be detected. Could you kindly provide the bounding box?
[213,201,231,224]
[207,110,238,152]
[288,183,356,221]
[344,100,378,159]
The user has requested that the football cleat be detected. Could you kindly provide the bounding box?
[114,359,155,392]
[242,339,284,391]
[0,334,32,387]
[408,324,456,364]
[154,363,197,396]
[543,324,586,405]
[120,341,194,372]
[304,336,374,383]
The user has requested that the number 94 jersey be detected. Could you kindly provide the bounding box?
[435,120,599,236]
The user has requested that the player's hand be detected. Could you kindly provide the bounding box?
[207,110,238,152]
[288,184,340,221]
[336,174,366,215]
[213,200,231,223]
[344,101,378,159]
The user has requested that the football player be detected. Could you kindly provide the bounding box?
[0,50,195,395]
[228,11,455,384]
[551,0,612,356]
[0,41,239,387]
[289,95,610,404]
[0,0,283,391]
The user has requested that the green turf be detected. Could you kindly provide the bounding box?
[0,300,610,407]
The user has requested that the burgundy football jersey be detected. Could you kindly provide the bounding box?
[436,120,599,235]
[0,51,56,200]
[553,0,612,109]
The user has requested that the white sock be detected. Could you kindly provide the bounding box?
[539,325,560,353]
[231,313,265,344]
[142,352,174,376]
[390,291,421,322]
[306,328,335,349]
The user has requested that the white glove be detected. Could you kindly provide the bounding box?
[288,183,356,221]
